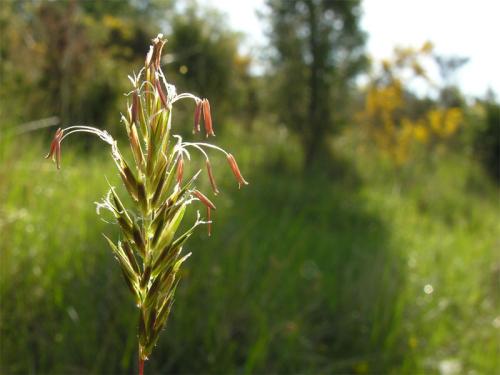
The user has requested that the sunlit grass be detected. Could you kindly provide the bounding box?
[1,122,498,374]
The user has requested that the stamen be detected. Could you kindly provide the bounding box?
[171,93,200,105]
[202,99,215,137]
[145,45,154,67]
[60,126,114,145]
[56,137,62,169]
[176,155,184,186]
[192,190,216,210]
[181,142,228,156]
[131,91,140,124]
[45,128,62,160]
[155,79,168,108]
[46,125,117,170]
[182,143,208,160]
[206,160,219,195]
[45,128,63,169]
[227,153,249,189]
[193,100,202,134]
[207,206,212,236]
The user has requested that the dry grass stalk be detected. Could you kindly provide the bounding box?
[45,33,248,374]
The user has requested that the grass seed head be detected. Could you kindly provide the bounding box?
[45,32,249,367]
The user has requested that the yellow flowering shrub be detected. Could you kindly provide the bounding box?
[358,42,463,165]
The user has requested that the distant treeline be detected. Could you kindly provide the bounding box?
[1,0,498,180]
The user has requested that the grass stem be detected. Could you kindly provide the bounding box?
[139,354,144,375]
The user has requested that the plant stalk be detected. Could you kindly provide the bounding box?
[139,353,144,375]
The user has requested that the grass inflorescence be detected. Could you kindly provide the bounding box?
[43,34,248,371]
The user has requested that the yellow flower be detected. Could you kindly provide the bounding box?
[413,121,429,143]
[443,108,463,136]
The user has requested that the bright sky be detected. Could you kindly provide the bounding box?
[203,0,500,98]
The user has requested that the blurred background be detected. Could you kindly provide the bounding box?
[1,0,499,374]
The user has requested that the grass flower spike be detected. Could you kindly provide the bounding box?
[45,34,248,374]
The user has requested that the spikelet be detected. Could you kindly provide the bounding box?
[45,33,248,372]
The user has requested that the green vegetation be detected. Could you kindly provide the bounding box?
[265,0,367,166]
[1,0,498,373]
[1,119,498,373]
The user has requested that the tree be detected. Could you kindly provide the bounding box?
[474,92,500,182]
[264,0,366,167]
[434,54,468,108]
[0,0,169,127]
[166,4,244,128]
[357,43,464,166]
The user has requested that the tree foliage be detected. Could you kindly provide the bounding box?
[1,0,166,129]
[358,42,465,165]
[264,0,367,166]
[0,0,251,138]
[166,5,244,127]
[474,94,500,182]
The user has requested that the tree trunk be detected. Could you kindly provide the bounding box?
[304,0,326,170]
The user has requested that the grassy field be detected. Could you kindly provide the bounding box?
[1,121,498,374]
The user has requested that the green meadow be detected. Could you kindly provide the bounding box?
[1,121,498,374]
[1,1,499,373]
